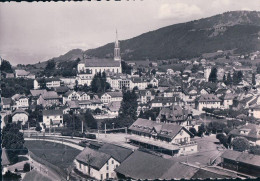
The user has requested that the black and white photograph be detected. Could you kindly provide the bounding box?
[1,0,260,180]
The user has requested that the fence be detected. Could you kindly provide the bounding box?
[28,150,68,180]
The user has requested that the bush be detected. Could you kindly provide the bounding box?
[216,133,228,148]
[249,145,260,155]
[231,137,250,152]
[3,170,21,180]
[23,163,30,172]
[61,129,73,136]
[223,127,232,135]
[35,126,42,132]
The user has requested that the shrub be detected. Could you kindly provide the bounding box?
[23,163,30,172]
[231,137,250,152]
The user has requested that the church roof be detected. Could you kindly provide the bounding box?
[80,58,121,67]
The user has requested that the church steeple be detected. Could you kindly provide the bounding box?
[114,29,121,61]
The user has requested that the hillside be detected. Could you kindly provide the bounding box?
[38,10,260,65]
[85,11,260,60]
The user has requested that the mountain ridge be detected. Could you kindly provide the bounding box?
[38,10,260,65]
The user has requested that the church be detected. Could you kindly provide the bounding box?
[77,31,122,86]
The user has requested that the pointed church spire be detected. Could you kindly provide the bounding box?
[114,29,121,61]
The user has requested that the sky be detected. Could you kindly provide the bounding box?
[1,0,260,65]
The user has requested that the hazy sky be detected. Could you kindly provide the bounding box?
[1,0,260,65]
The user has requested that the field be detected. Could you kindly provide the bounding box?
[24,140,81,171]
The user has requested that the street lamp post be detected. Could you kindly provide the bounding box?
[112,123,114,130]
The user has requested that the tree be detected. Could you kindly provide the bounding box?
[209,67,218,83]
[197,123,206,136]
[118,90,138,127]
[189,127,197,137]
[2,170,21,180]
[257,65,260,74]
[222,74,226,83]
[216,133,228,148]
[231,137,250,152]
[84,111,97,129]
[2,123,25,163]
[249,145,260,155]
[121,61,132,75]
[207,121,226,134]
[252,73,256,85]
[1,59,13,73]
[23,162,31,172]
[151,69,156,75]
[233,71,243,85]
[91,72,110,93]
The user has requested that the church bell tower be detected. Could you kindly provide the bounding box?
[114,30,121,61]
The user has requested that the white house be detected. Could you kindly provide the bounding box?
[101,92,123,104]
[222,93,234,109]
[74,147,120,180]
[11,94,29,110]
[46,78,61,88]
[249,104,260,119]
[42,109,63,128]
[198,94,221,111]
[130,77,148,90]
[12,109,29,125]
[15,69,35,79]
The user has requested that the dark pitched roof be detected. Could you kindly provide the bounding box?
[30,89,47,97]
[115,150,174,180]
[42,109,63,116]
[75,147,111,170]
[99,143,133,163]
[12,109,29,116]
[157,105,192,122]
[198,94,221,102]
[106,92,123,98]
[129,118,189,140]
[41,91,59,100]
[80,58,121,67]
[151,96,181,104]
[54,86,70,94]
[1,97,12,105]
[221,150,260,167]
[45,77,61,82]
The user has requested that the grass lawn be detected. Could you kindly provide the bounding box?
[24,140,81,171]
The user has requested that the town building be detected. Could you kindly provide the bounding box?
[197,94,221,111]
[15,69,35,79]
[249,104,260,119]
[11,94,29,110]
[1,97,12,111]
[74,147,120,180]
[221,150,260,177]
[77,32,122,86]
[127,118,197,156]
[42,109,63,128]
[156,105,193,127]
[150,96,182,108]
[101,92,123,104]
[11,109,29,125]
[37,91,60,107]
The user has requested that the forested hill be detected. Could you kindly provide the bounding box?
[85,11,260,60]
[40,10,260,64]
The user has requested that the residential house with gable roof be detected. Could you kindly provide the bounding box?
[101,92,123,104]
[42,109,63,128]
[12,109,29,125]
[74,143,132,180]
[197,94,221,111]
[11,94,29,110]
[156,105,193,127]
[15,69,35,79]
[127,118,197,156]
[37,91,60,107]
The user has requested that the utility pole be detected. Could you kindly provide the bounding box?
[81,119,84,133]
[87,154,90,176]
[105,123,107,138]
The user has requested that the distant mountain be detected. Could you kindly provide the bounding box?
[42,11,260,64]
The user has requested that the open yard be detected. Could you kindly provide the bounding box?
[24,140,81,172]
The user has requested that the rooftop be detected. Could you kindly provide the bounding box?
[80,58,121,67]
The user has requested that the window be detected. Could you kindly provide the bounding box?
[106,173,109,179]
[107,165,109,170]
[112,160,114,164]
[101,174,103,180]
